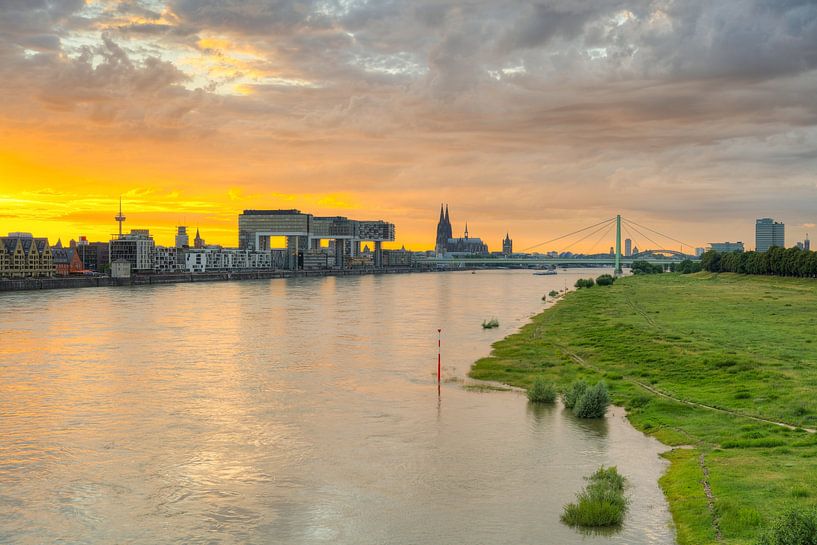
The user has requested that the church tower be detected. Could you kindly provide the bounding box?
[502,233,513,256]
[435,204,454,256]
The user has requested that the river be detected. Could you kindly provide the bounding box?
[0,269,674,544]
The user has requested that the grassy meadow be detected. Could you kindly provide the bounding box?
[470,272,817,544]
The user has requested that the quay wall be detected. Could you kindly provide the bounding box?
[0,267,437,293]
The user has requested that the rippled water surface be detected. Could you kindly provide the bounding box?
[0,270,674,544]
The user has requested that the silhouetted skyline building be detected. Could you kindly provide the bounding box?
[502,233,513,256]
[434,205,488,256]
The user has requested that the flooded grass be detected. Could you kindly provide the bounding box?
[470,273,817,544]
[562,466,628,528]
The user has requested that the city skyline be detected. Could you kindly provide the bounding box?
[2,1,817,250]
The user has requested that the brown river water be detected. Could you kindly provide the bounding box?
[0,269,674,544]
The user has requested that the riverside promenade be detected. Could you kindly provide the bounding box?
[0,266,439,293]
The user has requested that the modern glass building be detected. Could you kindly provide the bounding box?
[755,218,785,252]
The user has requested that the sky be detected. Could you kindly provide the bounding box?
[1,0,816,252]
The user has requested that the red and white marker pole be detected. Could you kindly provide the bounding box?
[437,328,442,385]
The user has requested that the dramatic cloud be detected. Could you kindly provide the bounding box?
[1,0,816,250]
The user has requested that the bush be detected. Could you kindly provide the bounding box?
[670,259,703,274]
[596,274,615,286]
[549,290,560,297]
[756,507,817,545]
[527,376,557,403]
[563,380,588,409]
[562,466,628,528]
[631,260,664,275]
[574,381,611,419]
[574,278,595,289]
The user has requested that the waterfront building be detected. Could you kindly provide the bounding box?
[806,236,811,251]
[175,226,189,248]
[502,233,513,256]
[382,247,414,267]
[709,241,745,253]
[238,209,394,269]
[625,238,632,257]
[52,245,83,276]
[76,237,110,272]
[632,245,640,255]
[153,247,180,273]
[111,259,131,278]
[180,247,281,273]
[695,247,705,257]
[110,230,155,272]
[0,233,54,278]
[755,218,785,252]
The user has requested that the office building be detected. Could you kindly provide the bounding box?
[805,236,811,252]
[239,209,395,269]
[755,218,785,252]
[76,237,110,272]
[624,238,632,257]
[709,242,744,253]
[110,230,155,272]
[175,226,189,248]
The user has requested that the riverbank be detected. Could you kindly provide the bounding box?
[470,272,817,545]
[0,266,436,292]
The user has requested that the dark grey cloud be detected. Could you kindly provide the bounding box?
[0,0,816,241]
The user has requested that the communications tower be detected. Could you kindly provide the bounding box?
[115,197,126,237]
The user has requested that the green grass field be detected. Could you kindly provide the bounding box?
[470,273,817,544]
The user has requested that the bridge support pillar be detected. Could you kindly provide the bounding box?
[614,214,622,276]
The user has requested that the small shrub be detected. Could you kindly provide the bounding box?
[482,318,499,329]
[527,376,557,403]
[549,290,559,297]
[562,466,628,528]
[596,274,615,286]
[563,380,589,409]
[574,382,611,419]
[756,507,817,545]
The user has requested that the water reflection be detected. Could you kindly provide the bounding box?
[0,270,674,544]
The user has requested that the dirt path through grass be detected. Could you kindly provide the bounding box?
[559,344,817,434]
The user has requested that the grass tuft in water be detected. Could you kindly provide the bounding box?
[562,466,628,528]
[527,376,556,403]
[482,318,500,329]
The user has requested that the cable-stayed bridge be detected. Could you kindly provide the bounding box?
[422,215,698,271]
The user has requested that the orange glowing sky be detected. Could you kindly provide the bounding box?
[1,0,816,252]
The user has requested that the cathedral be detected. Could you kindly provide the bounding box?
[434,204,489,256]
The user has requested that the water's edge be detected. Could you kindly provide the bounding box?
[465,291,678,542]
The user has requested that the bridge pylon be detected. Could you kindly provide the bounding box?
[614,214,622,276]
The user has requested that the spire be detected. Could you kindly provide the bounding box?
[439,204,444,222]
[444,204,450,224]
[464,221,469,239]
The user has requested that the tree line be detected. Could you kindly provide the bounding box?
[701,247,817,277]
